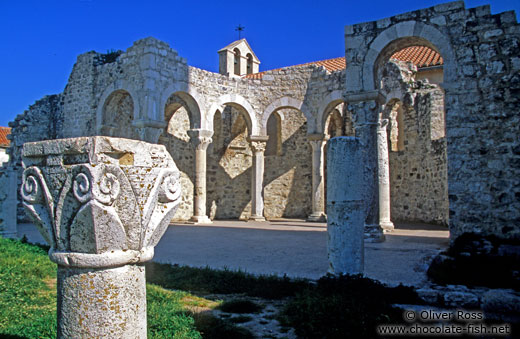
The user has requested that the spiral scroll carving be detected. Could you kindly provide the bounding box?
[21,167,51,205]
[93,171,120,205]
[158,173,181,203]
[73,172,92,203]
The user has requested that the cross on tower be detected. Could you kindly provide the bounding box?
[235,24,245,39]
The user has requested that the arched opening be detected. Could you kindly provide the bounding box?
[159,93,196,221]
[377,40,448,227]
[263,107,312,219]
[101,90,136,139]
[265,112,281,156]
[234,48,241,76]
[246,53,253,75]
[322,102,351,214]
[207,105,253,220]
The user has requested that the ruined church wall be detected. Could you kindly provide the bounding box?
[158,106,194,220]
[345,1,520,240]
[264,108,312,219]
[389,86,448,225]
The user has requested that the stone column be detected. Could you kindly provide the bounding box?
[188,129,213,224]
[248,136,269,221]
[327,137,365,275]
[346,93,385,242]
[0,166,18,238]
[21,136,181,339]
[307,134,329,222]
[378,119,394,231]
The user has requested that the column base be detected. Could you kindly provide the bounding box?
[189,215,212,224]
[307,213,327,222]
[380,220,395,232]
[248,215,266,222]
[364,224,386,243]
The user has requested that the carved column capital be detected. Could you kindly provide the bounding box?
[188,129,214,151]
[248,135,269,154]
[21,136,181,268]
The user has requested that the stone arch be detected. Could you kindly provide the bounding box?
[96,81,139,135]
[360,21,456,92]
[160,84,205,130]
[316,90,345,134]
[324,109,343,138]
[260,96,306,135]
[208,94,259,135]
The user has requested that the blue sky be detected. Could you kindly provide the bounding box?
[1,0,518,127]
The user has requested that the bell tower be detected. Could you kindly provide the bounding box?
[218,39,260,77]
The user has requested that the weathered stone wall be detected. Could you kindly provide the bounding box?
[7,2,519,241]
[207,107,252,220]
[158,106,194,220]
[264,108,312,219]
[389,85,448,225]
[345,1,520,240]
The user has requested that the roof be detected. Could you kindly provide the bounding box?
[391,46,443,68]
[0,127,11,147]
[244,46,442,79]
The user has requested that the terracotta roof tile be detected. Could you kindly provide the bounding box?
[244,46,442,79]
[391,46,443,68]
[0,127,11,147]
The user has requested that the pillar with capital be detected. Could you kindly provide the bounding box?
[346,91,386,242]
[20,136,182,338]
[248,135,268,221]
[307,133,329,222]
[188,129,213,224]
[378,119,394,231]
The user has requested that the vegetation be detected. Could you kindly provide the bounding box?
[1,237,427,338]
[95,49,122,65]
[0,237,249,339]
[279,274,422,339]
[146,262,311,299]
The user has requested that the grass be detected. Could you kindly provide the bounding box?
[0,237,250,339]
[1,236,430,339]
[146,261,311,299]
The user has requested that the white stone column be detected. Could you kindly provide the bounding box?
[327,137,365,275]
[378,119,394,231]
[188,129,213,224]
[307,134,329,222]
[0,166,18,238]
[248,136,269,221]
[21,136,181,339]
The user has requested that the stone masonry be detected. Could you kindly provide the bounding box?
[3,1,519,243]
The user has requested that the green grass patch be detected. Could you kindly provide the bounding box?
[0,237,57,338]
[0,237,248,339]
[146,262,311,299]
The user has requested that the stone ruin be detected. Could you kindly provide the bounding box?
[0,0,517,285]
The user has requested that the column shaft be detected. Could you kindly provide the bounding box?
[57,265,146,338]
[327,137,365,275]
[248,136,268,221]
[189,130,213,224]
[307,134,328,222]
[378,120,394,231]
